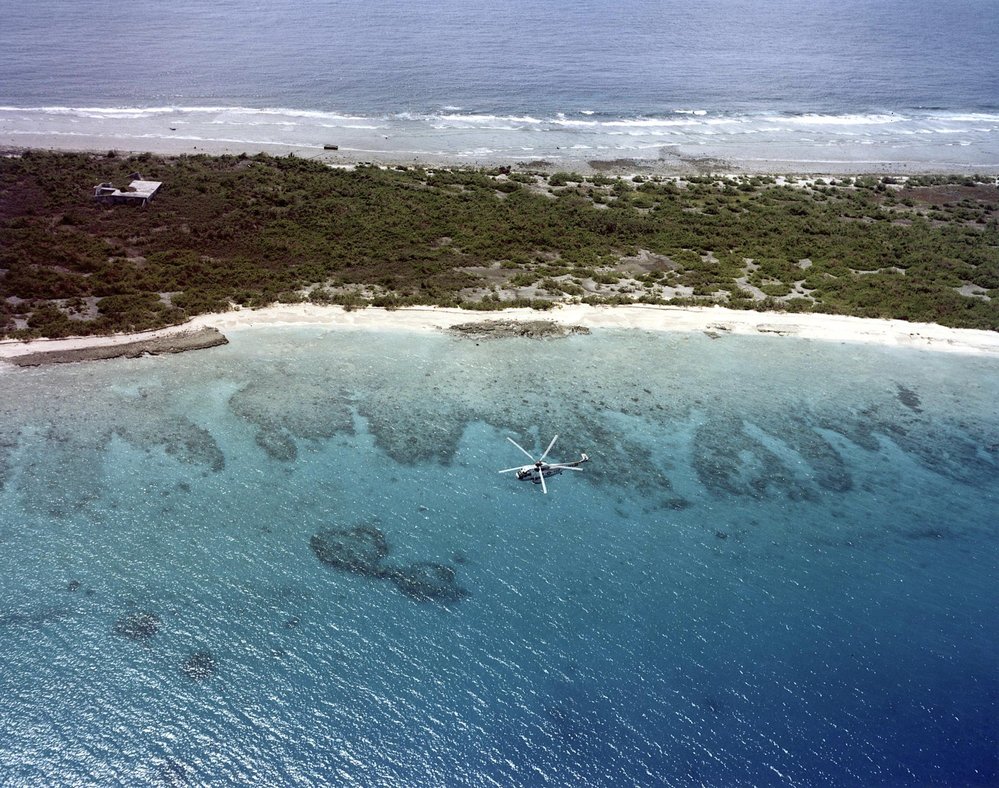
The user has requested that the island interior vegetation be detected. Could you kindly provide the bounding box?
[1,149,997,338]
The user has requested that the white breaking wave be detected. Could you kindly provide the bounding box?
[3,104,998,129]
[1,104,996,166]
[0,105,379,123]
[760,113,907,126]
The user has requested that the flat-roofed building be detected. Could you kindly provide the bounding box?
[93,173,162,207]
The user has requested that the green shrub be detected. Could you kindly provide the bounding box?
[549,172,582,187]
[2,150,996,336]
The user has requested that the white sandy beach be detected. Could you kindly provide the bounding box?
[2,303,998,362]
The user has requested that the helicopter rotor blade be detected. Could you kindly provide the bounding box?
[539,471,547,494]
[539,434,559,462]
[498,466,525,474]
[507,436,536,462]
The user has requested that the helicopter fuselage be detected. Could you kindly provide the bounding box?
[515,464,564,483]
[499,436,589,494]
[515,453,589,484]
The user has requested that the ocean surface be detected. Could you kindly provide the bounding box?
[0,327,996,786]
[1,0,998,168]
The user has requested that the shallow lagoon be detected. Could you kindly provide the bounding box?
[1,327,996,785]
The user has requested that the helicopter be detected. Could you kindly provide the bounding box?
[499,434,589,494]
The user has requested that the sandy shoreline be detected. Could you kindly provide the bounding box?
[2,304,998,363]
[5,135,997,178]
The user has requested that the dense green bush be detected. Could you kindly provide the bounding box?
[1,151,997,336]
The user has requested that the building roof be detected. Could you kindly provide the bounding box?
[127,180,162,197]
[93,179,162,203]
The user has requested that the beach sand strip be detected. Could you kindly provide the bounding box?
[2,305,998,365]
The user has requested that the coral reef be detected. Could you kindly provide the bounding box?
[254,429,298,462]
[815,397,999,487]
[310,525,468,603]
[691,411,856,500]
[692,416,811,500]
[896,383,923,413]
[113,611,161,640]
[18,428,106,518]
[310,525,390,577]
[181,650,217,681]
[0,429,17,491]
[388,562,469,603]
[357,399,469,465]
[113,417,225,473]
[229,378,355,462]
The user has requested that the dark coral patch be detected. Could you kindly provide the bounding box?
[389,562,469,603]
[896,384,923,413]
[181,650,217,681]
[311,525,469,604]
[310,525,390,577]
[255,429,298,462]
[229,379,354,462]
[113,611,161,640]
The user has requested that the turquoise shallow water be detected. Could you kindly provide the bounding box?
[0,327,997,786]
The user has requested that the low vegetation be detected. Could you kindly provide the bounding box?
[1,150,997,338]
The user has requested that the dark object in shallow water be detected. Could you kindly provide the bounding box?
[389,562,469,603]
[181,650,217,681]
[324,144,339,150]
[310,525,390,577]
[896,383,923,413]
[66,580,81,592]
[113,611,161,640]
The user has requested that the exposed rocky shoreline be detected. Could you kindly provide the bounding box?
[446,319,590,339]
[4,327,228,367]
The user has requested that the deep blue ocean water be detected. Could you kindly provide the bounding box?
[0,327,996,785]
[1,0,998,167]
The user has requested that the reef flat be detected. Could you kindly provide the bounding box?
[0,319,996,786]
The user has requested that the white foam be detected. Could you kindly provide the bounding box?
[761,113,906,126]
[0,104,377,123]
[433,113,543,125]
[2,103,997,169]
